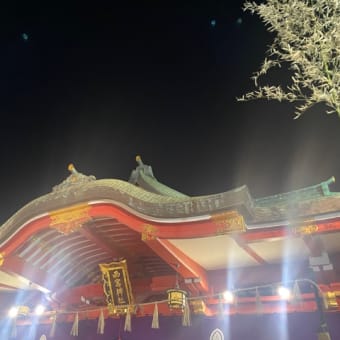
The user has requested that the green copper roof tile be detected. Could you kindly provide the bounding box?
[254,177,336,207]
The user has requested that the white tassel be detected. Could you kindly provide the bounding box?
[218,294,224,319]
[10,318,17,339]
[255,288,262,315]
[318,331,332,340]
[292,281,302,306]
[97,309,105,334]
[50,314,57,337]
[70,312,79,336]
[318,320,332,340]
[151,303,159,329]
[182,299,191,327]
[124,309,132,332]
[234,292,238,308]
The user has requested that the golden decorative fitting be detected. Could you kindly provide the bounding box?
[294,224,318,235]
[0,252,5,266]
[49,204,91,235]
[324,291,339,309]
[211,211,246,235]
[190,299,206,314]
[141,224,158,241]
[68,163,76,173]
[110,305,136,315]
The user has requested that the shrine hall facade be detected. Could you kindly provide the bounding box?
[0,157,340,339]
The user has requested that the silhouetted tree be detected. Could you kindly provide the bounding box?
[239,0,340,118]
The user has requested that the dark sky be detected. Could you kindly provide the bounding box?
[0,1,339,222]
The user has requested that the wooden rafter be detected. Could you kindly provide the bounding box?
[143,238,210,294]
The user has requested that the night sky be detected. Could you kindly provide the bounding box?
[0,1,339,222]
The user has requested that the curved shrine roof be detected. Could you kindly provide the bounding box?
[1,158,340,319]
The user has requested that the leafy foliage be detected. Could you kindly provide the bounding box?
[238,0,340,118]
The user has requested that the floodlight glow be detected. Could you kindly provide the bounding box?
[223,290,234,304]
[277,286,291,300]
[34,304,46,315]
[8,307,19,318]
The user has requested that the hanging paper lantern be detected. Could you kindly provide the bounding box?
[167,289,187,310]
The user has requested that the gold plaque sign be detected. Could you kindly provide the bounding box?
[99,260,135,315]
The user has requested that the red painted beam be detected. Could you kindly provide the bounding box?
[14,289,340,326]
[209,262,310,291]
[232,235,267,265]
[144,238,210,294]
[47,259,323,308]
[0,215,51,255]
[4,202,340,260]
[89,203,220,238]
[149,275,176,292]
[89,203,340,240]
[1,255,67,293]
[243,221,340,243]
[52,283,104,305]
[52,276,175,306]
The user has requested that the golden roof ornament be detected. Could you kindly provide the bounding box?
[52,163,96,193]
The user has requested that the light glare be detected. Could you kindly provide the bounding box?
[277,286,291,300]
[223,290,234,304]
[8,307,18,318]
[35,304,46,315]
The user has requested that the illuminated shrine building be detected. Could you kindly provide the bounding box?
[1,157,340,339]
